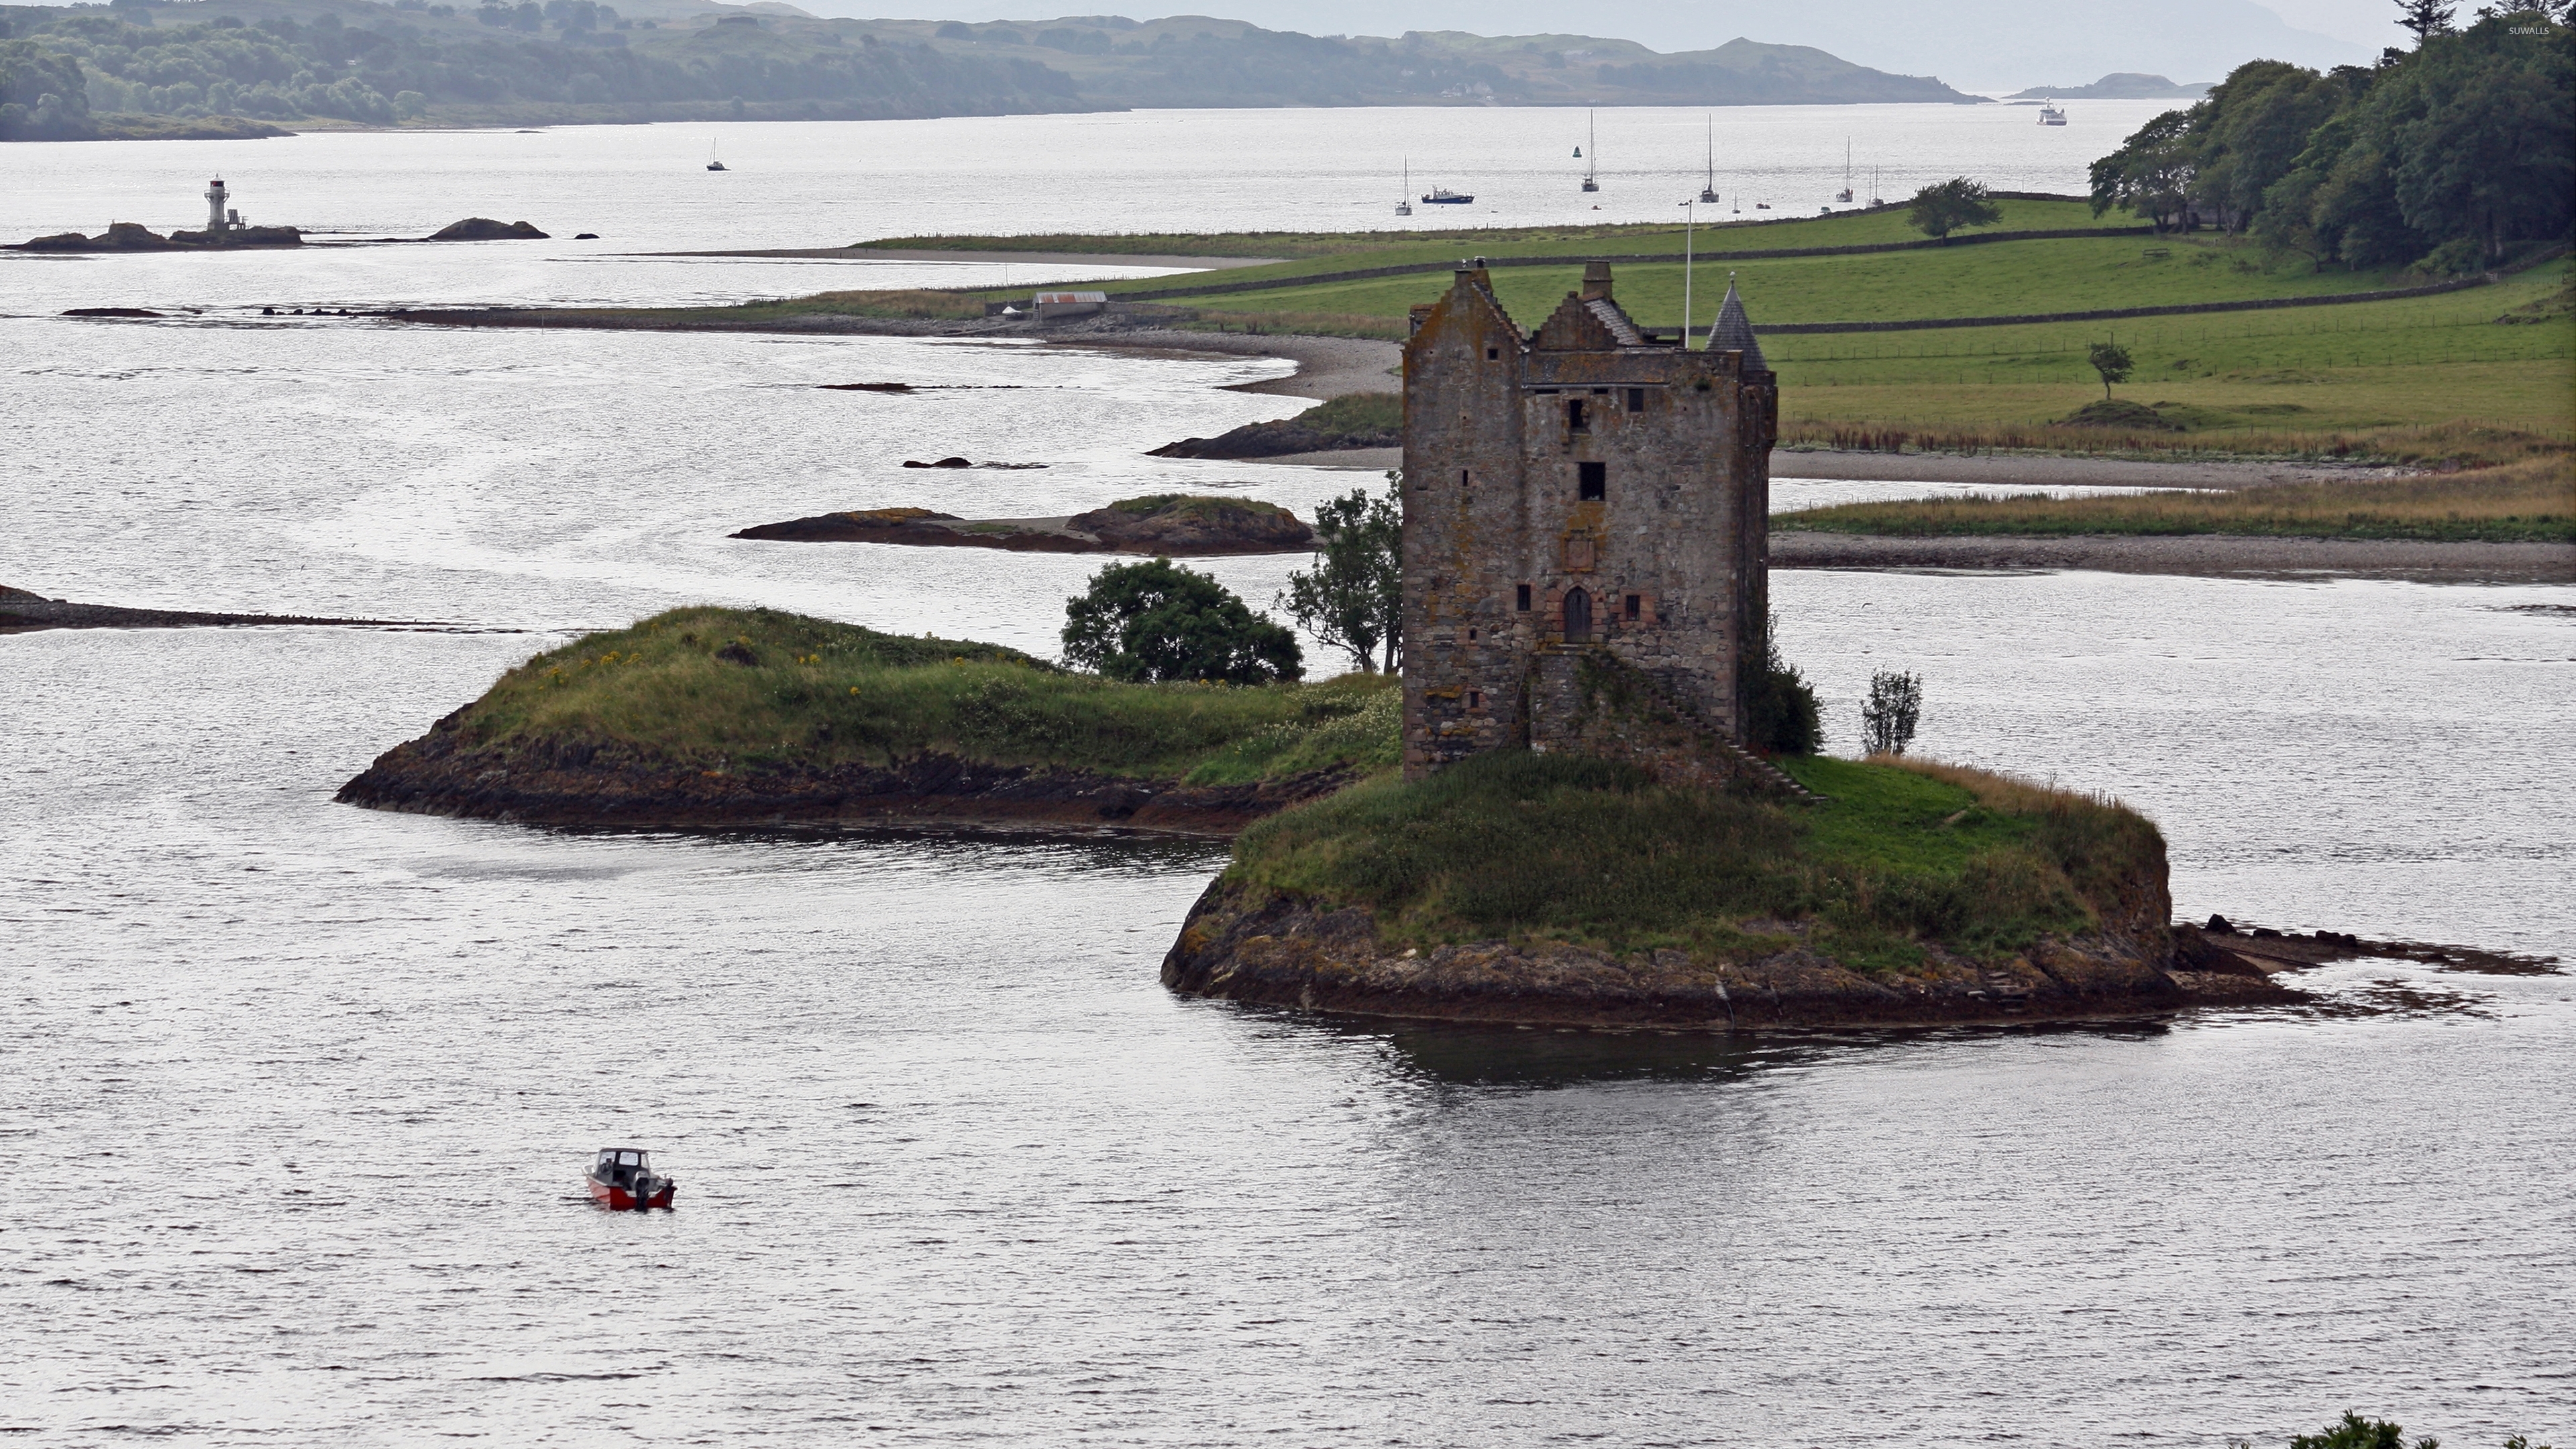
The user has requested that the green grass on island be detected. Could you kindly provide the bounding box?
[1226,748,2165,973]
[453,606,1398,786]
[1779,454,2576,544]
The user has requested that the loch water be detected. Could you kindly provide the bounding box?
[3,115,2572,1447]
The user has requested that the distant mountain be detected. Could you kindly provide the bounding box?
[2002,72,2212,99]
[0,1,1978,135]
[817,0,2373,94]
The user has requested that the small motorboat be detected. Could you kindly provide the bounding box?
[587,1146,677,1210]
[2039,101,2068,126]
[1422,187,1474,205]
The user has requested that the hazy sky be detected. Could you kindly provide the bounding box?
[802,0,2413,89]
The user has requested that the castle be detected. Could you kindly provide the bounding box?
[1399,259,1777,777]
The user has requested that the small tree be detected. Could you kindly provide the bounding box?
[1908,177,2004,240]
[1860,671,1923,756]
[1277,471,1403,673]
[1063,557,1301,685]
[2087,339,2135,398]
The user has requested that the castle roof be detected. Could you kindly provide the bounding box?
[1705,281,1766,371]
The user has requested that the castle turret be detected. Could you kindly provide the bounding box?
[1399,261,1777,776]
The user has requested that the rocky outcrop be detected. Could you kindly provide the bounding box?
[1069,496,1313,553]
[335,720,1351,836]
[14,221,300,252]
[733,496,1313,556]
[1150,417,1399,460]
[1161,879,2301,1030]
[430,217,549,241]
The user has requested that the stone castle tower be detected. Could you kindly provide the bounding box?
[1399,259,1777,777]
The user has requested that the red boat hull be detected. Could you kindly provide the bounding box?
[587,1177,676,1210]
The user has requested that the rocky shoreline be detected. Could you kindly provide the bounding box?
[1160,879,2310,1031]
[335,720,1353,837]
[733,496,1314,556]
[1,585,447,635]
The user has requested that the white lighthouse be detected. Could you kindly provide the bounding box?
[204,176,237,233]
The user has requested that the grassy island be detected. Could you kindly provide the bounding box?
[1224,749,2162,973]
[337,607,1400,833]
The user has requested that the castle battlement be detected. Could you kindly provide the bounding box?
[1399,260,1777,776]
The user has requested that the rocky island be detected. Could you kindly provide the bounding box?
[733,494,1316,556]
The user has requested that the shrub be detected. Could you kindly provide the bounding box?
[1063,557,1303,685]
[1739,612,1823,755]
[1862,670,1923,755]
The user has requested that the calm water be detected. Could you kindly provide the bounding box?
[3,117,2572,1447]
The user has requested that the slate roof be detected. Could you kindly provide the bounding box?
[1705,281,1766,371]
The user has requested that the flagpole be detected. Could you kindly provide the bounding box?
[1680,198,1696,350]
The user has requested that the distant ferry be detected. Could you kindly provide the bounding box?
[1422,187,1474,205]
[2039,101,2068,125]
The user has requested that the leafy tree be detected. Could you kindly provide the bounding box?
[1063,557,1302,686]
[1907,177,2003,239]
[1861,671,1923,755]
[2395,0,2456,42]
[1739,613,1823,755]
[2087,339,2135,398]
[1277,472,1402,674]
[0,40,95,140]
[2090,109,2201,229]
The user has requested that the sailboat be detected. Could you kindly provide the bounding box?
[1870,166,1882,206]
[1579,111,1599,193]
[706,140,727,172]
[1835,138,1854,203]
[1396,159,1412,217]
[1699,115,1719,204]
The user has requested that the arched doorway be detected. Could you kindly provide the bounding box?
[1562,586,1593,642]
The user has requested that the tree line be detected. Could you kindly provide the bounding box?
[2086,1,2573,272]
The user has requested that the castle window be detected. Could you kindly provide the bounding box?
[1577,462,1606,501]
[1460,468,1470,488]
[1563,587,1593,642]
[1487,347,1499,360]
[1566,398,1588,432]
[1624,594,1642,621]
[1467,690,1483,709]
[1515,584,1532,611]
[1467,628,1478,641]
[1625,387,1645,413]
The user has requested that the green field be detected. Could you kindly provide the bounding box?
[1225,746,2164,971]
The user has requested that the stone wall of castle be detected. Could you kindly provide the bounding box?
[1399,262,1776,778]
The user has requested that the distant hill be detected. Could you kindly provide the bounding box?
[0,1,1982,136]
[2001,72,2212,99]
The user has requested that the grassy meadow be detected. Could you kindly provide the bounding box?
[1226,747,2165,972]
[460,606,1400,784]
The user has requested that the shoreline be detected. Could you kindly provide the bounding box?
[335,731,1355,839]
[394,309,1399,399]
[645,246,1291,270]
[1,588,466,635]
[1769,531,2574,583]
